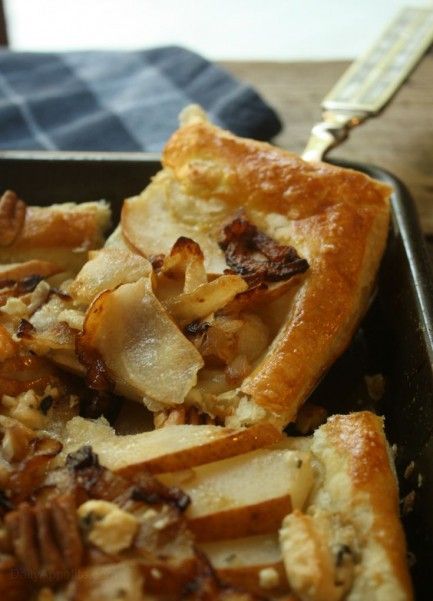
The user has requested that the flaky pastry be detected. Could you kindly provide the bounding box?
[118,105,391,427]
[0,190,111,274]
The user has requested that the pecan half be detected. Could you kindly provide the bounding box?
[0,190,26,247]
[4,493,83,584]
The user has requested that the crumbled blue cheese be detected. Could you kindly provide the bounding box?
[78,500,139,554]
[259,567,280,589]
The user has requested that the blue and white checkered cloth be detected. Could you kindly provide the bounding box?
[0,46,281,151]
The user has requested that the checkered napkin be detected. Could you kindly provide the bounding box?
[0,46,281,152]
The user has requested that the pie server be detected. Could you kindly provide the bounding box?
[302,6,433,162]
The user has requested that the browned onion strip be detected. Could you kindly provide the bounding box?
[219,212,309,285]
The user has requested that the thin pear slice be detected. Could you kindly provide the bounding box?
[164,275,247,327]
[221,277,302,316]
[77,277,204,407]
[200,534,289,595]
[70,248,152,305]
[154,236,208,303]
[121,172,228,274]
[158,446,314,542]
[160,236,207,294]
[60,417,282,475]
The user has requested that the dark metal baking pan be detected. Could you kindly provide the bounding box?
[0,151,432,598]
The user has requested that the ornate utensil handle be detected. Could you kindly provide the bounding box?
[303,7,433,162]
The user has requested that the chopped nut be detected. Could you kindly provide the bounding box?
[1,421,36,462]
[5,493,82,584]
[1,296,28,318]
[154,407,187,428]
[78,500,138,555]
[2,389,46,430]
[0,190,26,247]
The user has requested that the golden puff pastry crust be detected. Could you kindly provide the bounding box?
[0,190,111,273]
[160,107,391,426]
[280,411,413,601]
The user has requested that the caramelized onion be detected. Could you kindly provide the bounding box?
[219,212,309,285]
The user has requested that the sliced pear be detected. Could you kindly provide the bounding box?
[158,446,314,541]
[222,277,302,315]
[121,172,228,274]
[59,417,282,475]
[70,248,152,305]
[154,236,208,303]
[164,275,247,327]
[68,563,145,601]
[200,534,288,595]
[77,278,204,406]
[69,558,197,598]
[160,236,207,293]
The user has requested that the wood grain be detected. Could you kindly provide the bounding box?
[220,56,433,233]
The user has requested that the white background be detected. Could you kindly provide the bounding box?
[4,0,433,60]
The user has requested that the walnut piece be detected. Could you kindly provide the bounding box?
[0,190,26,247]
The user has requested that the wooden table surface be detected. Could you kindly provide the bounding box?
[221,55,433,235]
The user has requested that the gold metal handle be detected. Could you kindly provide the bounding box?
[303,7,433,161]
[302,110,368,163]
